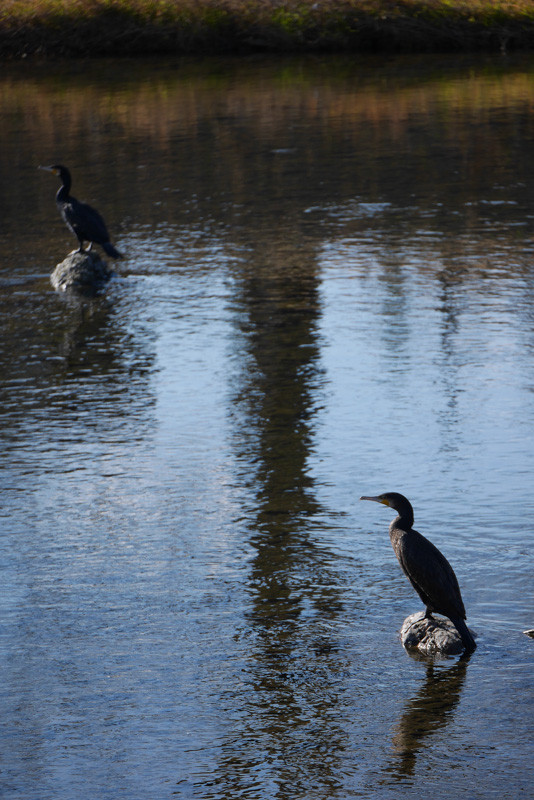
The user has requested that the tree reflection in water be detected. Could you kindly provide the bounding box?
[207,233,351,798]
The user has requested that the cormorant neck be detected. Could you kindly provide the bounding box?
[56,185,69,203]
[56,167,71,200]
[391,499,414,530]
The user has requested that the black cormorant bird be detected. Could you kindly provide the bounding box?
[360,492,476,652]
[39,164,122,258]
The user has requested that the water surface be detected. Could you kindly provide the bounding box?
[0,54,533,799]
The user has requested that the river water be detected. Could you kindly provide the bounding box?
[0,53,533,799]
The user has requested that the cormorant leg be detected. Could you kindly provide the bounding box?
[424,607,434,619]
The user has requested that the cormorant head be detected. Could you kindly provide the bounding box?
[39,164,71,183]
[360,492,413,515]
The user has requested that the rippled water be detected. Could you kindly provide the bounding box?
[0,54,533,799]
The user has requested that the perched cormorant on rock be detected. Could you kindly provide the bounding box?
[360,492,476,652]
[39,164,122,258]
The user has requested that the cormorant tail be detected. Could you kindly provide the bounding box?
[102,242,122,259]
[451,617,476,652]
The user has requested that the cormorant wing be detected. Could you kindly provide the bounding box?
[62,198,111,244]
[397,529,466,619]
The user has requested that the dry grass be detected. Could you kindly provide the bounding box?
[1,0,534,58]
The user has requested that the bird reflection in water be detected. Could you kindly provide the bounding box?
[385,653,471,781]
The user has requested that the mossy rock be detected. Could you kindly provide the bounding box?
[51,250,113,294]
[401,611,476,655]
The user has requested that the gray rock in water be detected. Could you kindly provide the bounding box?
[50,250,113,294]
[401,611,475,655]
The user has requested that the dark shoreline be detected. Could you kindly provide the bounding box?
[1,6,534,60]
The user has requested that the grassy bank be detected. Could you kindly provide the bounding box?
[1,0,534,58]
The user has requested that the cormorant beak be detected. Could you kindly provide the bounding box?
[38,165,58,175]
[360,495,389,506]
